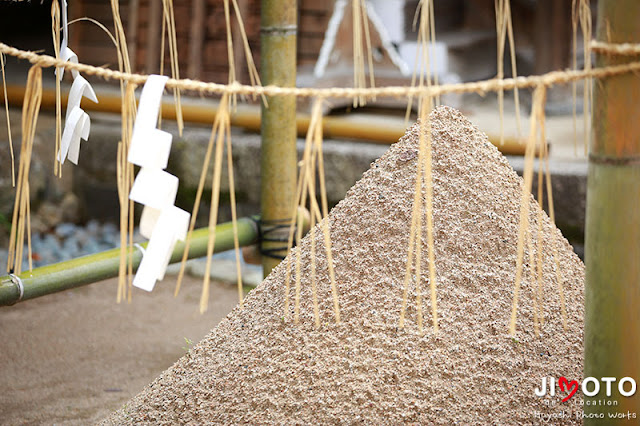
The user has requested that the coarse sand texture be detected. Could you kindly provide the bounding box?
[106,107,584,424]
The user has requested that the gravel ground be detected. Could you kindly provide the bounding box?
[1,221,262,286]
[0,221,124,271]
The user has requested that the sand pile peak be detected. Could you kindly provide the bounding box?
[106,106,584,424]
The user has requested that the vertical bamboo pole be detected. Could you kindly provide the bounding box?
[585,0,640,420]
[260,0,298,276]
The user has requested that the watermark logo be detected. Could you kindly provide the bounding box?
[535,376,637,402]
[533,376,638,422]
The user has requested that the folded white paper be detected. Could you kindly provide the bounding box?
[59,107,89,165]
[127,75,191,293]
[58,76,98,165]
[129,168,179,210]
[65,75,98,119]
[128,75,173,168]
[128,127,173,169]
[139,206,161,239]
[133,206,190,292]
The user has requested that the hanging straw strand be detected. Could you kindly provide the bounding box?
[175,95,228,297]
[1,53,15,187]
[282,117,315,320]
[399,93,437,333]
[420,96,438,333]
[224,116,244,306]
[314,105,342,325]
[360,0,375,98]
[230,0,263,91]
[115,82,137,303]
[200,97,230,313]
[495,0,521,143]
[51,0,62,178]
[405,0,434,123]
[224,0,237,101]
[509,84,546,335]
[7,66,42,275]
[541,125,568,330]
[504,0,521,135]
[534,106,548,329]
[301,102,323,327]
[161,0,184,135]
[291,109,318,324]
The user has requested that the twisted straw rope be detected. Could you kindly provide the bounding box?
[591,40,640,56]
[3,41,640,99]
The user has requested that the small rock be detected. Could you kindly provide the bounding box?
[101,223,119,246]
[60,192,82,223]
[42,233,62,251]
[82,240,102,255]
[55,223,77,239]
[36,201,63,229]
[102,222,118,236]
[86,220,101,236]
[62,237,80,258]
[74,228,90,248]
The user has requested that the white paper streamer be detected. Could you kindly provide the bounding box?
[128,75,191,292]
[59,107,89,165]
[139,206,161,239]
[129,168,179,209]
[65,75,98,118]
[58,75,98,165]
[133,206,190,292]
[129,128,173,169]
[128,75,172,168]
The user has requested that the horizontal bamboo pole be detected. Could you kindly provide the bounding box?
[2,84,529,155]
[0,216,259,306]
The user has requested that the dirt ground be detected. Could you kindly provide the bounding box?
[0,275,240,425]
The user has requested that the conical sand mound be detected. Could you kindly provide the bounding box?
[106,107,584,424]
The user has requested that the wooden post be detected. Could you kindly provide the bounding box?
[534,0,572,75]
[260,0,298,276]
[127,0,139,71]
[585,0,640,420]
[188,0,205,79]
[145,0,162,74]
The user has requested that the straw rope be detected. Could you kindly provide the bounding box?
[2,42,640,100]
[591,40,640,55]
[2,30,637,329]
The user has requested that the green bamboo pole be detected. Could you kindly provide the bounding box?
[585,0,640,420]
[0,217,259,306]
[260,0,298,276]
